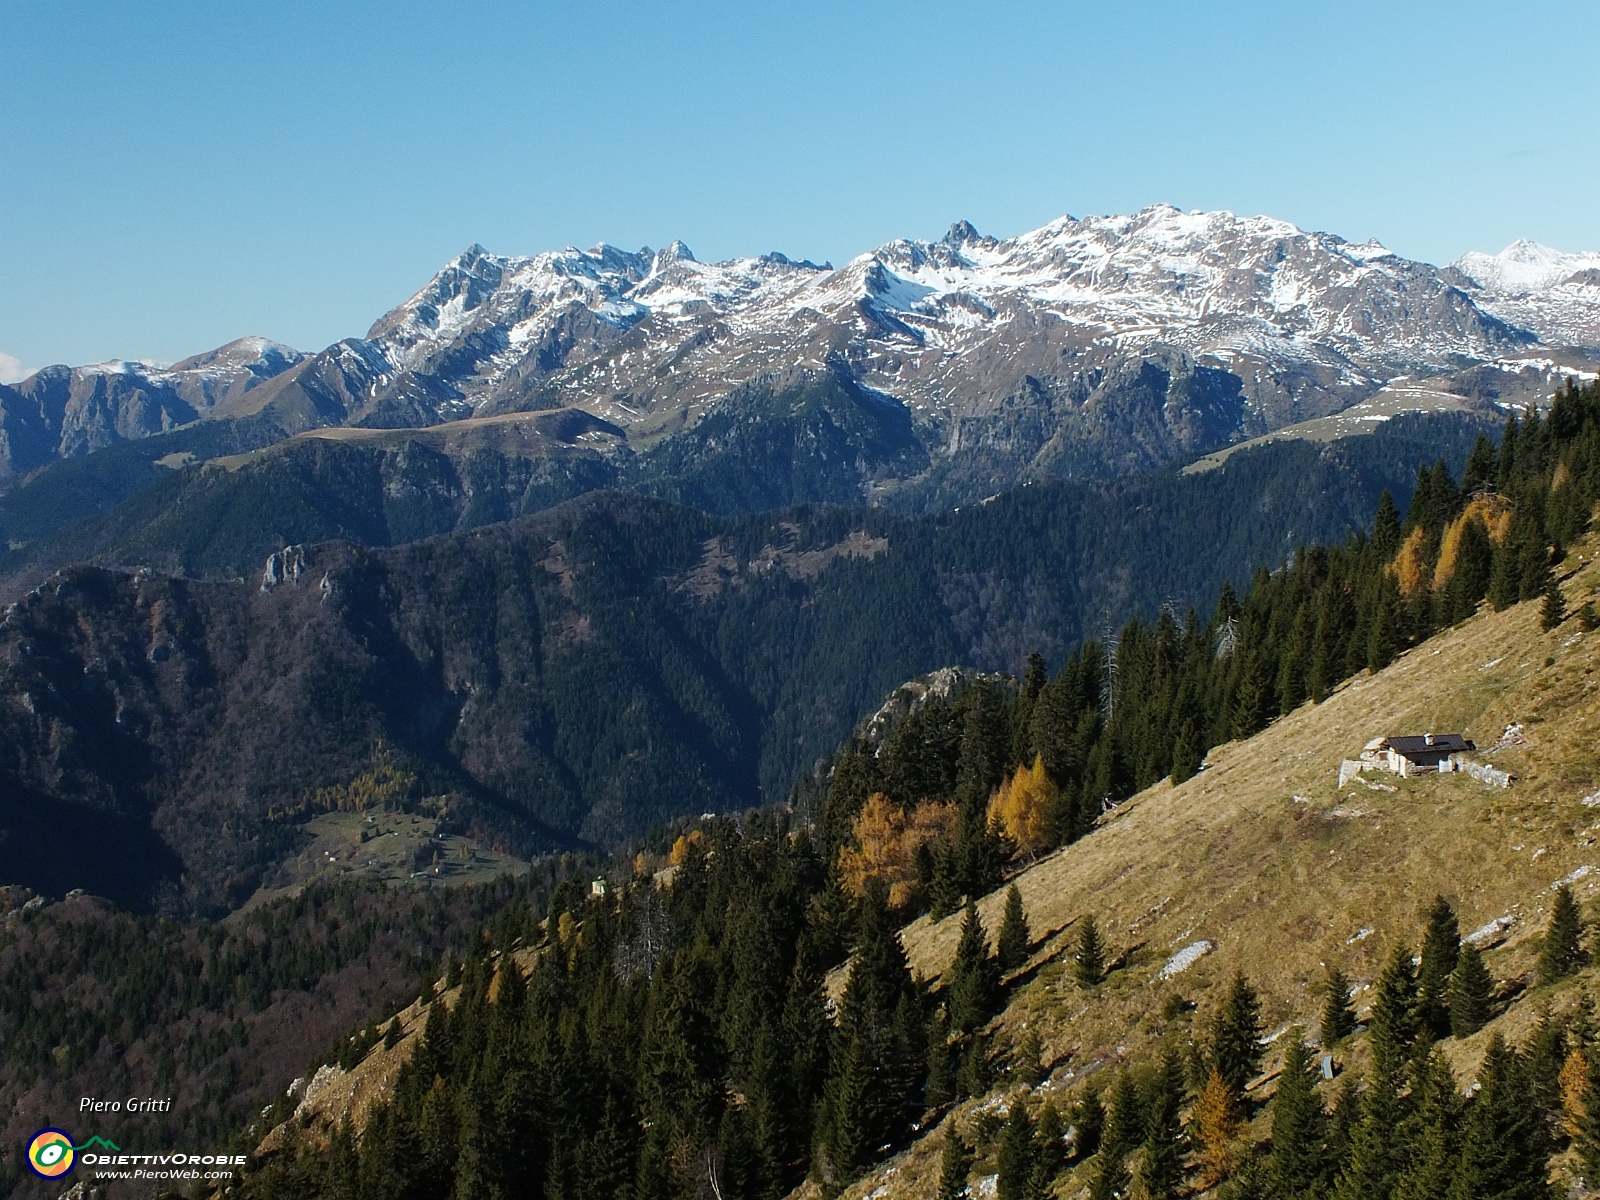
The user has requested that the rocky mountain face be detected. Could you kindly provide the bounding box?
[0,338,302,479]
[8,209,1596,503]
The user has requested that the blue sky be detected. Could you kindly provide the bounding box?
[2,0,1597,375]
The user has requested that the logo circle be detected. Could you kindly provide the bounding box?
[28,1129,75,1179]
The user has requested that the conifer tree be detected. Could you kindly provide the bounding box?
[1216,1153,1271,1200]
[1368,581,1400,674]
[715,1106,758,1200]
[1447,1033,1551,1200]
[1332,1030,1405,1200]
[1211,971,1264,1096]
[996,1103,1036,1200]
[954,684,1009,896]
[1105,1069,1143,1160]
[1032,1101,1068,1194]
[1541,577,1567,631]
[819,882,924,1177]
[948,902,999,1035]
[1418,897,1461,1039]
[1369,943,1420,1056]
[816,1036,872,1185]
[937,1125,972,1200]
[1231,648,1274,739]
[1579,992,1598,1047]
[956,1031,993,1099]
[643,956,727,1153]
[1139,1049,1186,1200]
[928,842,963,920]
[1461,436,1497,495]
[1069,1081,1106,1161]
[1075,914,1106,988]
[1525,1009,1569,1142]
[1321,965,1358,1046]
[997,885,1031,974]
[1373,490,1402,559]
[743,1024,791,1199]
[1087,1142,1132,1200]
[451,1085,504,1200]
[1270,1033,1328,1199]
[1448,945,1492,1038]
[1012,1026,1045,1088]
[1171,717,1202,784]
[416,1075,461,1198]
[1325,1073,1362,1181]
[926,1007,955,1107]
[1495,410,1519,492]
[782,950,830,1144]
[1011,651,1048,767]
[1393,1046,1461,1200]
[1540,885,1584,983]
[328,1123,360,1200]
[1521,537,1552,603]
[582,1093,639,1200]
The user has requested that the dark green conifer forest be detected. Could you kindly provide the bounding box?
[232,380,1600,1199]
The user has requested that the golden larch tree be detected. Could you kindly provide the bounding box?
[1561,1047,1588,1137]
[1193,1067,1243,1188]
[986,756,1057,857]
[837,792,956,907]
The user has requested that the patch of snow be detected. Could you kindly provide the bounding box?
[1347,927,1375,944]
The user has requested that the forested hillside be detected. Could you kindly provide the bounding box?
[0,874,569,1200]
[232,380,1600,1200]
[0,405,1485,600]
[0,418,1479,916]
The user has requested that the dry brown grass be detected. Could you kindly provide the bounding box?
[831,535,1600,1199]
[254,946,541,1154]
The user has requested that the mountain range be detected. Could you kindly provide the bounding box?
[0,203,1587,920]
[3,206,1596,510]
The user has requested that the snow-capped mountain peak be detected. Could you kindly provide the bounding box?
[1447,240,1600,347]
[1451,240,1600,294]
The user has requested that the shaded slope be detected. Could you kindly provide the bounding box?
[0,418,1483,913]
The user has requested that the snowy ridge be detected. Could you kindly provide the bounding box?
[1451,241,1600,294]
[338,205,1592,438]
[54,338,304,393]
[1448,240,1600,349]
[10,207,1600,487]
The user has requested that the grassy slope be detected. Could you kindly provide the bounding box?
[835,531,1600,1198]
